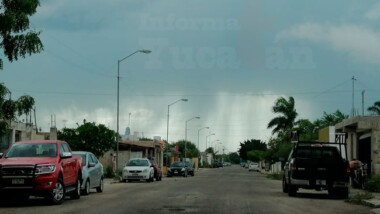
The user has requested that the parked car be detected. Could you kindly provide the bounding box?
[0,140,83,205]
[72,151,104,195]
[122,158,155,182]
[185,162,195,176]
[149,159,162,181]
[240,162,246,167]
[244,163,249,168]
[167,161,188,177]
[249,162,260,172]
[283,141,350,198]
[224,162,231,166]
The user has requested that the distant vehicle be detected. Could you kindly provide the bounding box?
[122,158,155,182]
[283,141,350,198]
[213,162,223,168]
[244,163,249,168]
[72,151,104,195]
[149,159,162,181]
[167,161,188,177]
[0,140,83,205]
[240,162,246,167]
[185,162,195,176]
[249,162,260,172]
[223,162,231,167]
[217,162,223,168]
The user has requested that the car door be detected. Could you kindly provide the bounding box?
[59,143,71,185]
[62,143,76,185]
[88,154,98,188]
[91,153,101,187]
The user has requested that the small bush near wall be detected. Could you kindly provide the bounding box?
[266,172,284,180]
[104,166,114,178]
[365,175,380,192]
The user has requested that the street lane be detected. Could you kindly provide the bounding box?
[0,165,371,214]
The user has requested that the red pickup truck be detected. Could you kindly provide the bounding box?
[0,140,83,205]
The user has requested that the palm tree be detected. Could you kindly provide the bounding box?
[368,101,380,115]
[267,96,298,135]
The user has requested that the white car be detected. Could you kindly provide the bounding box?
[122,158,154,182]
[248,162,260,172]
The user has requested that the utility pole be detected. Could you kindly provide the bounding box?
[362,90,365,116]
[352,76,357,117]
[128,113,131,127]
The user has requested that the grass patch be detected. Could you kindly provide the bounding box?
[345,192,374,205]
[266,172,283,180]
[365,175,380,192]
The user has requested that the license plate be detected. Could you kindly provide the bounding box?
[12,178,24,185]
[316,179,326,185]
[132,173,138,176]
[174,171,178,174]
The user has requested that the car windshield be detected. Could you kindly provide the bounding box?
[171,162,184,167]
[5,143,57,158]
[126,159,149,166]
[185,163,192,167]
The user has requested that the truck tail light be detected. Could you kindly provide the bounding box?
[347,166,351,175]
[291,163,297,172]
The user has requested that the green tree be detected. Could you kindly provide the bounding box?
[58,121,116,158]
[0,83,35,137]
[368,101,380,115]
[267,96,298,135]
[226,152,240,164]
[0,0,44,68]
[238,139,267,161]
[314,110,348,129]
[16,95,34,122]
[171,140,199,158]
[247,150,265,162]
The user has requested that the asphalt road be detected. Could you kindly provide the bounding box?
[0,165,371,214]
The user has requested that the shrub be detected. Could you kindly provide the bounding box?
[266,172,284,180]
[104,166,114,178]
[365,175,380,192]
[345,192,373,204]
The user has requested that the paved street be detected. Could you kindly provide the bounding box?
[0,166,371,214]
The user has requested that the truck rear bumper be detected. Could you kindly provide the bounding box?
[291,178,348,189]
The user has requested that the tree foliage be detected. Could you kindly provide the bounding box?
[267,96,298,135]
[368,101,380,115]
[0,83,35,136]
[238,139,267,161]
[169,140,199,158]
[58,120,116,158]
[225,152,240,164]
[0,0,44,67]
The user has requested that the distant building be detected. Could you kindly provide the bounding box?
[0,121,57,153]
[335,116,380,175]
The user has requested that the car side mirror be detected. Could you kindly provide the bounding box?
[88,163,96,168]
[61,152,72,159]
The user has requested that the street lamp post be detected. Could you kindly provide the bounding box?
[205,133,215,151]
[116,49,151,173]
[166,99,188,144]
[185,116,200,161]
[197,127,209,151]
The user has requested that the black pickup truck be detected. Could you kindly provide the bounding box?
[282,142,350,198]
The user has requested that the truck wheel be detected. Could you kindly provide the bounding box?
[287,182,297,197]
[282,176,288,193]
[96,178,104,193]
[70,177,81,199]
[47,178,65,205]
[83,180,90,195]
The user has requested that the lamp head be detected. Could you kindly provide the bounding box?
[139,50,152,54]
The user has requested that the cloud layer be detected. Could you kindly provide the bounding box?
[276,23,380,64]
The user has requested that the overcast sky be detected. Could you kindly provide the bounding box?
[1,0,380,153]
